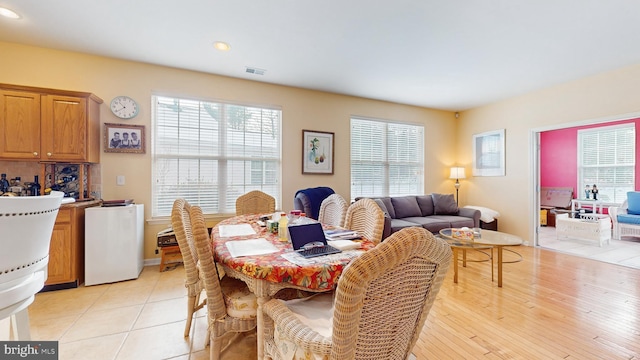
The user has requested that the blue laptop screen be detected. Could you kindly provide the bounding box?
[288,222,328,250]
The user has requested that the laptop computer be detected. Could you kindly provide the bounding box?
[288,222,342,258]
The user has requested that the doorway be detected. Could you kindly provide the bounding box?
[531,112,640,269]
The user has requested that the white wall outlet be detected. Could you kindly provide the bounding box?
[116,175,125,186]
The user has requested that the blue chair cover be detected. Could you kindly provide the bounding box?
[294,187,335,220]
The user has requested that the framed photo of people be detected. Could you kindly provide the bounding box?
[104,123,145,154]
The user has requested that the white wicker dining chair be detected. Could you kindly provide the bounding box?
[262,226,452,360]
[236,190,276,215]
[171,199,207,337]
[344,198,385,244]
[318,193,348,227]
[0,191,64,340]
[190,205,259,359]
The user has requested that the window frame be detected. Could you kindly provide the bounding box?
[577,123,635,203]
[350,116,425,202]
[150,95,282,218]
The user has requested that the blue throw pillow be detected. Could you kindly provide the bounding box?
[627,191,640,215]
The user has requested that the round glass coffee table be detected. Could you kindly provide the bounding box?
[439,228,523,287]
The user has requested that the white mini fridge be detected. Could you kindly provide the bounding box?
[85,204,144,286]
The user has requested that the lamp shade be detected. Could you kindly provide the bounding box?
[449,167,466,180]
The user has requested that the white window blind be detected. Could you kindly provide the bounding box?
[350,117,424,201]
[152,96,281,217]
[578,124,635,203]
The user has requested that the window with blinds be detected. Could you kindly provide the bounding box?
[152,95,281,217]
[578,123,635,203]
[350,117,424,201]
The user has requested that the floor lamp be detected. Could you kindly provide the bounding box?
[449,167,466,205]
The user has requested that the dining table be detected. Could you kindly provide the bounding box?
[211,214,376,360]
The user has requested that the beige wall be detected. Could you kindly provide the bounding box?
[0,41,457,260]
[458,64,640,242]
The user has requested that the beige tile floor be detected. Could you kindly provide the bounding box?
[537,225,640,269]
[23,265,255,360]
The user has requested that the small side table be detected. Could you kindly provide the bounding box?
[159,245,182,272]
[480,219,498,231]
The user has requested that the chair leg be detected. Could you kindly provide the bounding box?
[184,295,196,337]
[10,309,31,340]
[211,334,222,360]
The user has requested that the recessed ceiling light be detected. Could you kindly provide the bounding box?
[0,7,20,19]
[213,41,231,51]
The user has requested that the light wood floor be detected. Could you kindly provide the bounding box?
[13,244,640,359]
[416,245,640,359]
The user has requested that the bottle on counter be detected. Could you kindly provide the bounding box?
[10,176,25,196]
[0,174,9,193]
[30,175,41,196]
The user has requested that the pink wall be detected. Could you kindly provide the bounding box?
[540,119,640,197]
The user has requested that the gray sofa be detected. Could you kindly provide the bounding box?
[358,194,481,239]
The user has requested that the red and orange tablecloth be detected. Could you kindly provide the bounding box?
[211,214,376,291]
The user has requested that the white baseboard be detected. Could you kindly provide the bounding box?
[144,258,161,266]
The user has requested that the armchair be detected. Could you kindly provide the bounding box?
[262,227,451,360]
[318,193,348,227]
[236,190,276,215]
[609,192,640,240]
[293,187,335,220]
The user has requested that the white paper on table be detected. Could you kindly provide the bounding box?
[280,251,316,266]
[327,239,361,251]
[225,238,279,257]
[218,224,257,237]
[280,249,365,266]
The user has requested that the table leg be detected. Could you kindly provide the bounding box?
[462,249,467,267]
[453,247,459,283]
[497,246,503,287]
[491,247,494,282]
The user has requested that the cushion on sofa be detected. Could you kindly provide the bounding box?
[389,218,423,233]
[416,195,435,216]
[431,215,475,229]
[617,213,640,225]
[391,196,422,218]
[432,193,458,215]
[377,197,396,219]
[373,199,391,218]
[403,216,451,233]
[627,191,640,215]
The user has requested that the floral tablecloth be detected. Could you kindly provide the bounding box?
[212,214,376,291]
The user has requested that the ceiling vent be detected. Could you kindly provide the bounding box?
[245,67,266,76]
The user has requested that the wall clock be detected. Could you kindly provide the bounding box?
[110,96,139,119]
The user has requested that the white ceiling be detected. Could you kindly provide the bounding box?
[2,1,640,111]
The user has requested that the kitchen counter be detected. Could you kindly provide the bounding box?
[60,199,102,208]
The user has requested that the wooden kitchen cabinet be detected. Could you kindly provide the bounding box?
[0,83,102,163]
[0,89,42,159]
[45,200,101,289]
[47,207,73,285]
